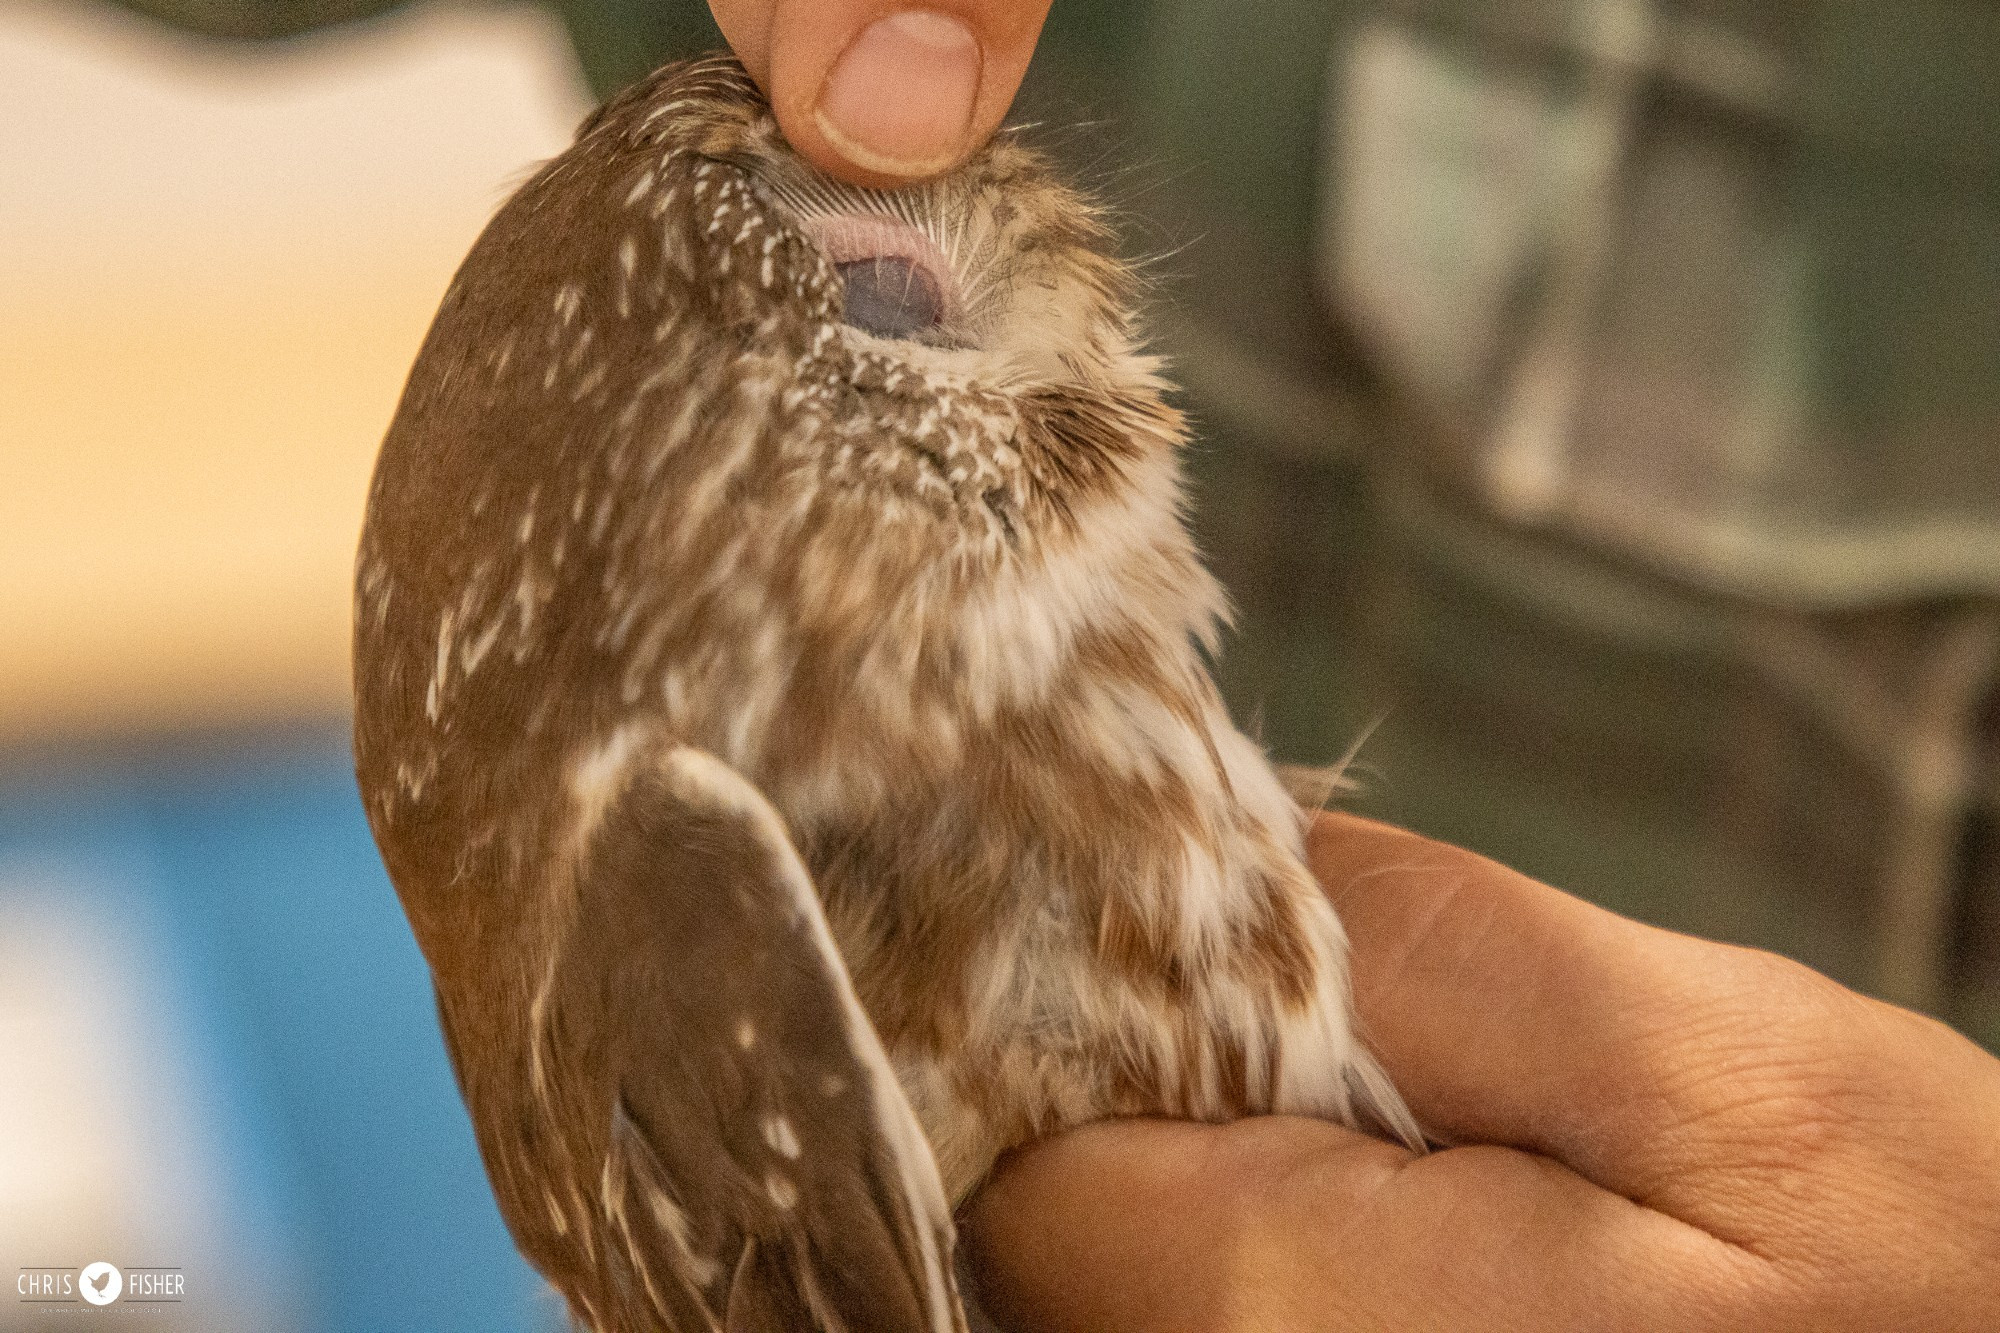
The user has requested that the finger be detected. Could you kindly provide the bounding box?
[962,1116,1751,1333]
[710,0,1054,187]
[1306,812,1914,1241]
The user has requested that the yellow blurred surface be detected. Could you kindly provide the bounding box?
[0,0,591,740]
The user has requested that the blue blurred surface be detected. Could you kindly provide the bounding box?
[0,727,552,1333]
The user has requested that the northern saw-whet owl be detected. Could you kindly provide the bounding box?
[354,55,1421,1332]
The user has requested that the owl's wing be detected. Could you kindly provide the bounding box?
[537,744,965,1333]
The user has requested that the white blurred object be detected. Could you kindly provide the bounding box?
[1315,2,2000,608]
[0,871,296,1331]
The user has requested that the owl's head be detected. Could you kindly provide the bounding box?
[409,53,1163,440]
[592,55,1145,393]
[376,49,1188,583]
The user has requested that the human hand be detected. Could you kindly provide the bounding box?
[962,812,2000,1331]
[706,1,1054,187]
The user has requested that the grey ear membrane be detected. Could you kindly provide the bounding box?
[836,256,946,341]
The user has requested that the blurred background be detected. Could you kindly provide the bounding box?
[1,0,1994,1328]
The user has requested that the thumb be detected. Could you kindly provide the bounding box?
[960,1116,1727,1333]
[710,1,1054,186]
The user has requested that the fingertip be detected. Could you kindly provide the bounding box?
[707,0,775,84]
[818,11,980,179]
[764,2,1052,187]
[963,1120,1253,1330]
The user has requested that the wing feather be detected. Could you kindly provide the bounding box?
[537,742,965,1333]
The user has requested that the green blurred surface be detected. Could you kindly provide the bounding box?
[1140,0,1998,1051]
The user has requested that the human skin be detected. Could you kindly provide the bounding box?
[961,812,2000,1331]
[706,0,1054,187]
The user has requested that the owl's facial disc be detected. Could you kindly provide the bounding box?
[803,214,964,347]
